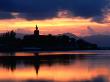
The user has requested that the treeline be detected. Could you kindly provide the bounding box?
[0,31,97,51]
[0,31,21,51]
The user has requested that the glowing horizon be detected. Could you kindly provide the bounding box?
[0,16,110,36]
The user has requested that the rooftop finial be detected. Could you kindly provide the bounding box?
[36,24,38,30]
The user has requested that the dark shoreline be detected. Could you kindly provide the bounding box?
[0,48,109,53]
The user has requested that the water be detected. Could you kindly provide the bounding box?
[0,50,109,82]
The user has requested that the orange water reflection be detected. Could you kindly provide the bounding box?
[15,50,110,56]
[0,58,109,82]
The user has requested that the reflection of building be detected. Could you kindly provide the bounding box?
[34,25,39,36]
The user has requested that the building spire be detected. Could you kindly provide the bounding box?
[34,24,39,36]
[36,24,38,30]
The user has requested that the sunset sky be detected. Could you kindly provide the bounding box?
[0,0,110,36]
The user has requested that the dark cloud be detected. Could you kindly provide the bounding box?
[91,15,105,23]
[0,12,15,19]
[0,0,109,21]
[17,12,57,20]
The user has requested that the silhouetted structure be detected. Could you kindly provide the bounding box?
[34,25,39,37]
[0,25,98,51]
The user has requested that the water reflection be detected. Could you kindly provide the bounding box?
[0,51,109,82]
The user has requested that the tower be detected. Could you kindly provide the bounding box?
[34,25,39,36]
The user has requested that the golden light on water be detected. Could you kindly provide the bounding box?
[0,61,109,81]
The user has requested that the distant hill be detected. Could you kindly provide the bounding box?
[58,33,79,40]
[16,33,25,39]
[83,35,110,47]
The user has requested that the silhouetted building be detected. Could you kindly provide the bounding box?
[34,25,39,36]
[24,25,40,40]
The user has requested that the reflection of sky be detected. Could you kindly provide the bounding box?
[39,50,110,55]
[0,55,109,82]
